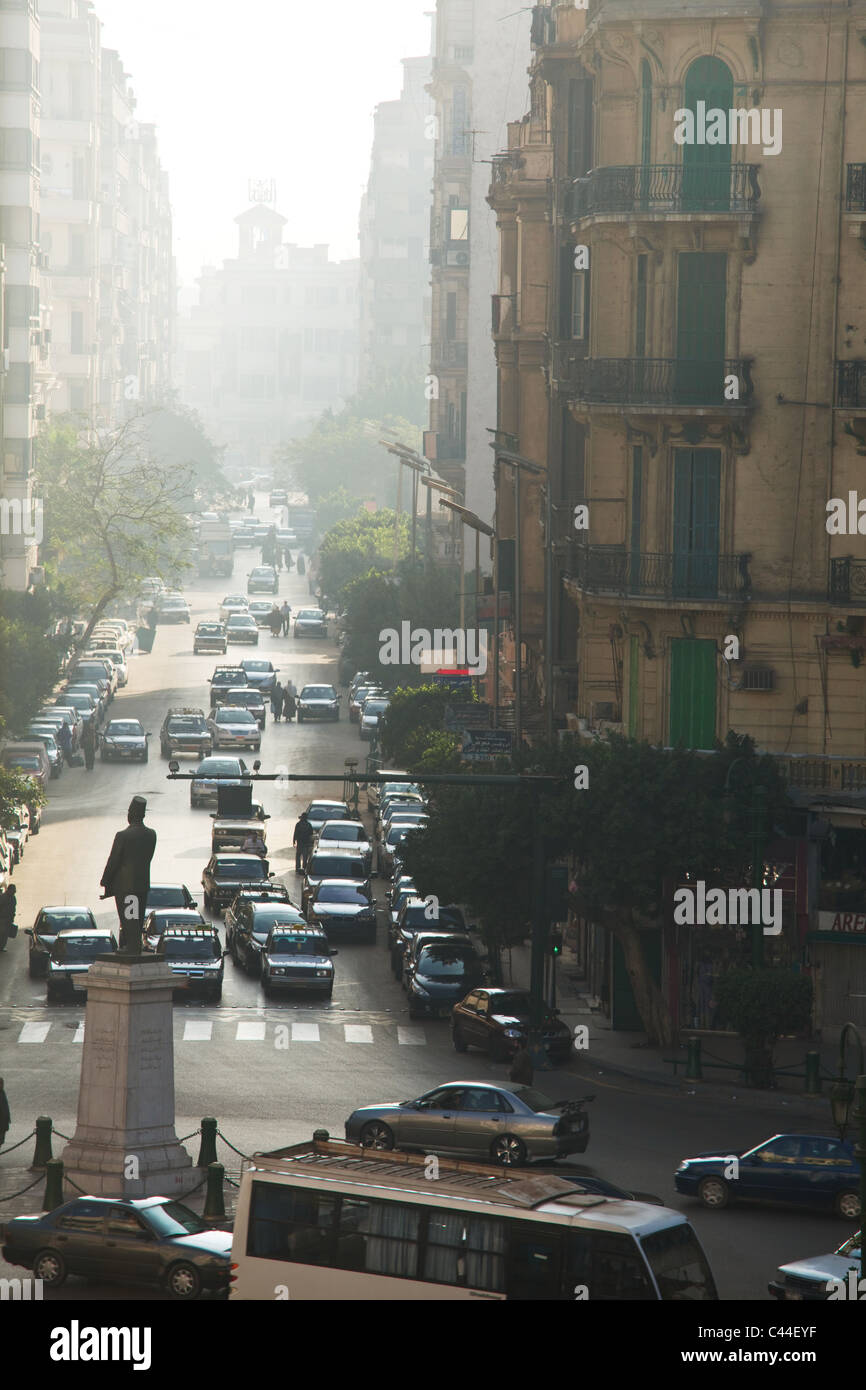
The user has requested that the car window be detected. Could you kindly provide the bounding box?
[755,1138,802,1161]
[801,1138,845,1161]
[106,1207,149,1237]
[460,1088,504,1113]
[56,1201,105,1233]
[417,1087,464,1111]
[475,994,489,1016]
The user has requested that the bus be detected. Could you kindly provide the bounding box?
[229,1136,718,1301]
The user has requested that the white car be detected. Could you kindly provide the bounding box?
[219,594,250,623]
[207,706,261,751]
[92,621,134,654]
[225,613,259,646]
[84,647,128,687]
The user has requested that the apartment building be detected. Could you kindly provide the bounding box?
[358,55,432,392]
[177,204,358,478]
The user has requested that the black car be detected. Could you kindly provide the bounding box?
[202,853,273,914]
[26,906,98,979]
[226,900,306,976]
[155,928,224,1001]
[260,925,336,997]
[207,667,249,699]
[160,708,212,760]
[1,1196,231,1299]
[100,718,150,763]
[302,849,368,914]
[194,622,228,655]
[306,880,377,943]
[146,884,199,912]
[239,659,279,692]
[46,930,118,1002]
[389,900,468,978]
[143,908,208,951]
[405,938,487,1020]
[451,988,573,1063]
[247,566,279,595]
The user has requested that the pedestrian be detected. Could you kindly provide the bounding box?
[80,718,97,772]
[280,601,291,636]
[0,1078,10,1150]
[293,811,313,873]
[298,554,306,577]
[57,719,73,766]
[100,796,157,955]
[270,680,284,722]
[0,884,16,950]
[509,1044,534,1086]
[269,604,282,639]
[284,546,294,572]
[283,689,297,722]
[248,491,255,513]
[274,548,283,571]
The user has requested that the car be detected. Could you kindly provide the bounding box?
[389,899,468,977]
[349,684,384,723]
[100,718,150,763]
[674,1134,862,1218]
[0,1195,232,1299]
[345,1082,592,1166]
[304,800,351,835]
[260,925,336,997]
[194,621,228,655]
[153,594,191,623]
[190,756,251,809]
[296,684,340,723]
[207,707,262,752]
[238,659,279,692]
[46,929,118,1002]
[215,687,266,727]
[313,820,373,876]
[226,899,306,976]
[293,608,328,639]
[207,667,249,700]
[26,908,99,978]
[247,565,279,595]
[380,820,427,877]
[248,600,276,627]
[269,488,288,507]
[139,576,166,599]
[210,815,269,854]
[768,1231,862,1301]
[404,938,487,1018]
[388,877,419,926]
[451,987,572,1062]
[348,670,375,698]
[160,709,212,760]
[154,928,224,1001]
[142,908,208,951]
[302,849,369,914]
[56,691,99,726]
[305,880,377,943]
[366,768,411,813]
[0,743,51,789]
[38,706,81,750]
[359,697,389,742]
[93,620,135,653]
[25,727,63,777]
[201,852,273,915]
[145,884,199,912]
[65,678,109,714]
[225,614,259,646]
[71,657,117,696]
[219,594,250,623]
[84,647,128,687]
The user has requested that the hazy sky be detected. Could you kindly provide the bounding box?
[94,0,434,289]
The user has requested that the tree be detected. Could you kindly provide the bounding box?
[0,590,63,734]
[341,566,460,683]
[36,416,194,649]
[274,413,421,509]
[317,512,408,610]
[715,969,812,1087]
[132,401,231,507]
[379,684,472,767]
[0,765,47,827]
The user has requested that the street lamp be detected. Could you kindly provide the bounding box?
[830,1022,866,1223]
[380,441,429,570]
[437,496,495,634]
[419,474,463,580]
[489,445,547,747]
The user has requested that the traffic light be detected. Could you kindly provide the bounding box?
[549,931,563,956]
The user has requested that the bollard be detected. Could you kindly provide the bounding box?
[197,1117,218,1168]
[685,1036,703,1081]
[203,1162,225,1221]
[42,1159,64,1212]
[804,1050,822,1096]
[32,1116,53,1169]
[312,1129,330,1144]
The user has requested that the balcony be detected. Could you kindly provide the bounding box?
[829,558,866,605]
[846,165,866,212]
[561,544,751,602]
[431,342,468,369]
[567,164,761,220]
[836,360,866,409]
[492,294,517,335]
[554,352,754,411]
[772,755,866,797]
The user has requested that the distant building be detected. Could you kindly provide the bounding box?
[176,204,359,478]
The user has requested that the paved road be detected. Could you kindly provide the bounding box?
[0,520,850,1300]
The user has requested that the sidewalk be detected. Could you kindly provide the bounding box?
[504,942,839,1114]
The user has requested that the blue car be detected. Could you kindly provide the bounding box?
[675,1133,861,1220]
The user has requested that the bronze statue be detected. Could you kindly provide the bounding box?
[100,796,157,954]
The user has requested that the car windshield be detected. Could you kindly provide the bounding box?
[146,888,187,907]
[213,671,245,683]
[298,611,322,620]
[54,936,114,961]
[641,1224,717,1301]
[149,913,201,933]
[242,662,270,672]
[228,616,254,625]
[216,709,255,724]
[251,907,305,934]
[197,759,244,775]
[363,702,388,716]
[321,824,365,842]
[227,691,258,703]
[417,948,479,977]
[170,717,206,732]
[269,934,326,954]
[309,804,348,820]
[105,723,142,737]
[310,857,363,877]
[216,858,267,878]
[302,687,336,699]
[142,1201,210,1238]
[318,884,369,904]
[40,912,93,933]
[198,625,223,634]
[163,937,220,960]
[4,756,40,768]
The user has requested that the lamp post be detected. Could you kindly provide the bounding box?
[829,1022,866,1224]
[437,497,495,656]
[418,473,463,586]
[489,445,547,747]
[381,441,430,572]
[723,758,769,969]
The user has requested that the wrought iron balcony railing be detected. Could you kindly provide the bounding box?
[829,558,866,604]
[566,164,761,219]
[847,165,866,213]
[553,352,754,408]
[562,544,751,602]
[836,360,866,408]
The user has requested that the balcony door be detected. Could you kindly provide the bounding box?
[669,639,717,750]
[681,56,733,211]
[672,447,720,598]
[676,252,726,404]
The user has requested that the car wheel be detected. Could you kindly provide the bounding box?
[166,1261,202,1300]
[490,1135,527,1167]
[452,1028,468,1053]
[359,1121,394,1151]
[835,1189,861,1221]
[142,749,148,763]
[696,1176,730,1210]
[33,1248,67,1287]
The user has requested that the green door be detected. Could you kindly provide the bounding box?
[672,447,720,597]
[669,638,717,749]
[676,252,726,404]
[681,56,733,211]
[627,635,640,738]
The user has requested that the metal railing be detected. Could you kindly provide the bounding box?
[561,543,752,601]
[830,558,866,604]
[836,360,866,408]
[772,754,866,793]
[847,164,866,213]
[553,351,754,408]
[566,163,761,219]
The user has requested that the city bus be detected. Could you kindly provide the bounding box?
[229,1137,718,1301]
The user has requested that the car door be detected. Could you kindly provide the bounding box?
[798,1137,859,1211]
[51,1201,110,1276]
[101,1206,164,1286]
[456,990,482,1043]
[737,1137,805,1203]
[399,1086,464,1153]
[467,990,492,1047]
[454,1087,512,1157]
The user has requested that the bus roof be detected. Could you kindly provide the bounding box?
[247,1139,680,1233]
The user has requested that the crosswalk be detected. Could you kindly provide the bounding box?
[12,1016,432,1048]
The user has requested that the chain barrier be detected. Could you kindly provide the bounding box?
[224,1176,240,1188]
[177,1128,201,1144]
[51,1127,73,1142]
[216,1130,251,1160]
[0,1129,36,1156]
[0,1175,44,1202]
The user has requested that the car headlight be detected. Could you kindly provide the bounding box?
[676,1161,690,1171]
[315,969,331,977]
[411,983,430,998]
[503,1028,523,1039]
[271,967,286,976]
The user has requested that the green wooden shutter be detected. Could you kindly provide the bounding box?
[672,448,720,597]
[629,445,643,591]
[670,638,717,749]
[676,252,726,404]
[628,634,640,738]
[681,56,733,212]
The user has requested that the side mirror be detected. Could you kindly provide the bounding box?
[25,927,33,937]
[168,760,180,774]
[253,760,262,772]
[329,949,339,957]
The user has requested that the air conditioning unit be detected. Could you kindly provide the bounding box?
[741,665,775,691]
[446,249,470,267]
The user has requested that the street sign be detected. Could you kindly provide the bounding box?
[433,672,472,691]
[461,729,514,761]
[444,703,491,731]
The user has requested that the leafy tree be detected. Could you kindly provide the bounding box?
[379,685,472,767]
[132,401,231,508]
[0,590,64,734]
[0,764,47,827]
[341,566,460,683]
[317,512,408,609]
[715,969,812,1087]
[312,488,370,542]
[275,413,421,508]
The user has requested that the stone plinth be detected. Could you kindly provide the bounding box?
[61,957,200,1197]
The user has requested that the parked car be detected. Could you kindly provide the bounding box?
[38,706,81,750]
[238,659,279,692]
[155,594,191,623]
[296,684,339,723]
[345,1082,593,1166]
[769,1231,861,1301]
[25,727,63,777]
[190,756,251,810]
[218,595,250,623]
[304,800,351,835]
[100,718,150,763]
[3,806,29,863]
[248,600,276,627]
[65,684,107,721]
[154,928,224,1001]
[207,707,261,752]
[404,938,487,1019]
[675,1134,862,1219]
[0,742,51,790]
[380,820,427,877]
[57,690,100,726]
[84,646,128,687]
[215,686,265,727]
[306,880,377,943]
[269,488,288,507]
[451,987,572,1063]
[389,900,467,977]
[201,852,273,914]
[313,820,373,876]
[293,608,328,639]
[226,899,305,976]
[143,908,208,951]
[247,566,279,595]
[260,925,336,998]
[46,929,118,1002]
[359,697,389,742]
[225,614,259,646]
[146,884,198,912]
[160,709,212,760]
[70,657,117,697]
[194,621,228,655]
[26,908,98,978]
[366,768,411,813]
[302,849,369,914]
[349,684,384,723]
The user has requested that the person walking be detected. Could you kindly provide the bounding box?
[293,811,314,873]
[280,601,291,636]
[283,688,296,722]
[269,604,282,639]
[270,680,284,722]
[509,1043,534,1086]
[0,1078,10,1150]
[57,719,73,766]
[80,718,97,772]
[248,491,255,512]
[0,884,16,950]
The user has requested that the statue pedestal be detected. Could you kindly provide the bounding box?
[61,957,200,1197]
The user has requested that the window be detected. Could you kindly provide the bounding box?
[451,87,469,155]
[448,208,468,242]
[570,272,585,339]
[106,1207,148,1237]
[424,1210,507,1291]
[68,232,86,271]
[475,994,489,1016]
[0,127,33,168]
[5,362,31,403]
[56,1201,104,1234]
[0,205,33,246]
[5,283,38,326]
[0,47,34,88]
[635,255,647,357]
[70,310,84,355]
[336,1198,419,1278]
[247,1182,337,1265]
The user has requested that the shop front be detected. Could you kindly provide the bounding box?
[808,805,866,1039]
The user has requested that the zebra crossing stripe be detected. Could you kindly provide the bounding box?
[236,1021,267,1041]
[344,1024,373,1044]
[19,1022,51,1043]
[397,1027,426,1045]
[73,1023,84,1044]
[291,1022,320,1042]
[183,1020,213,1042]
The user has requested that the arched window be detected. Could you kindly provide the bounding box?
[640,60,652,167]
[681,56,733,211]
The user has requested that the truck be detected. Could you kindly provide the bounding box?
[285,505,315,545]
[198,519,234,578]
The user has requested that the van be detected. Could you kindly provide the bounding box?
[366,769,410,814]
[0,741,51,789]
